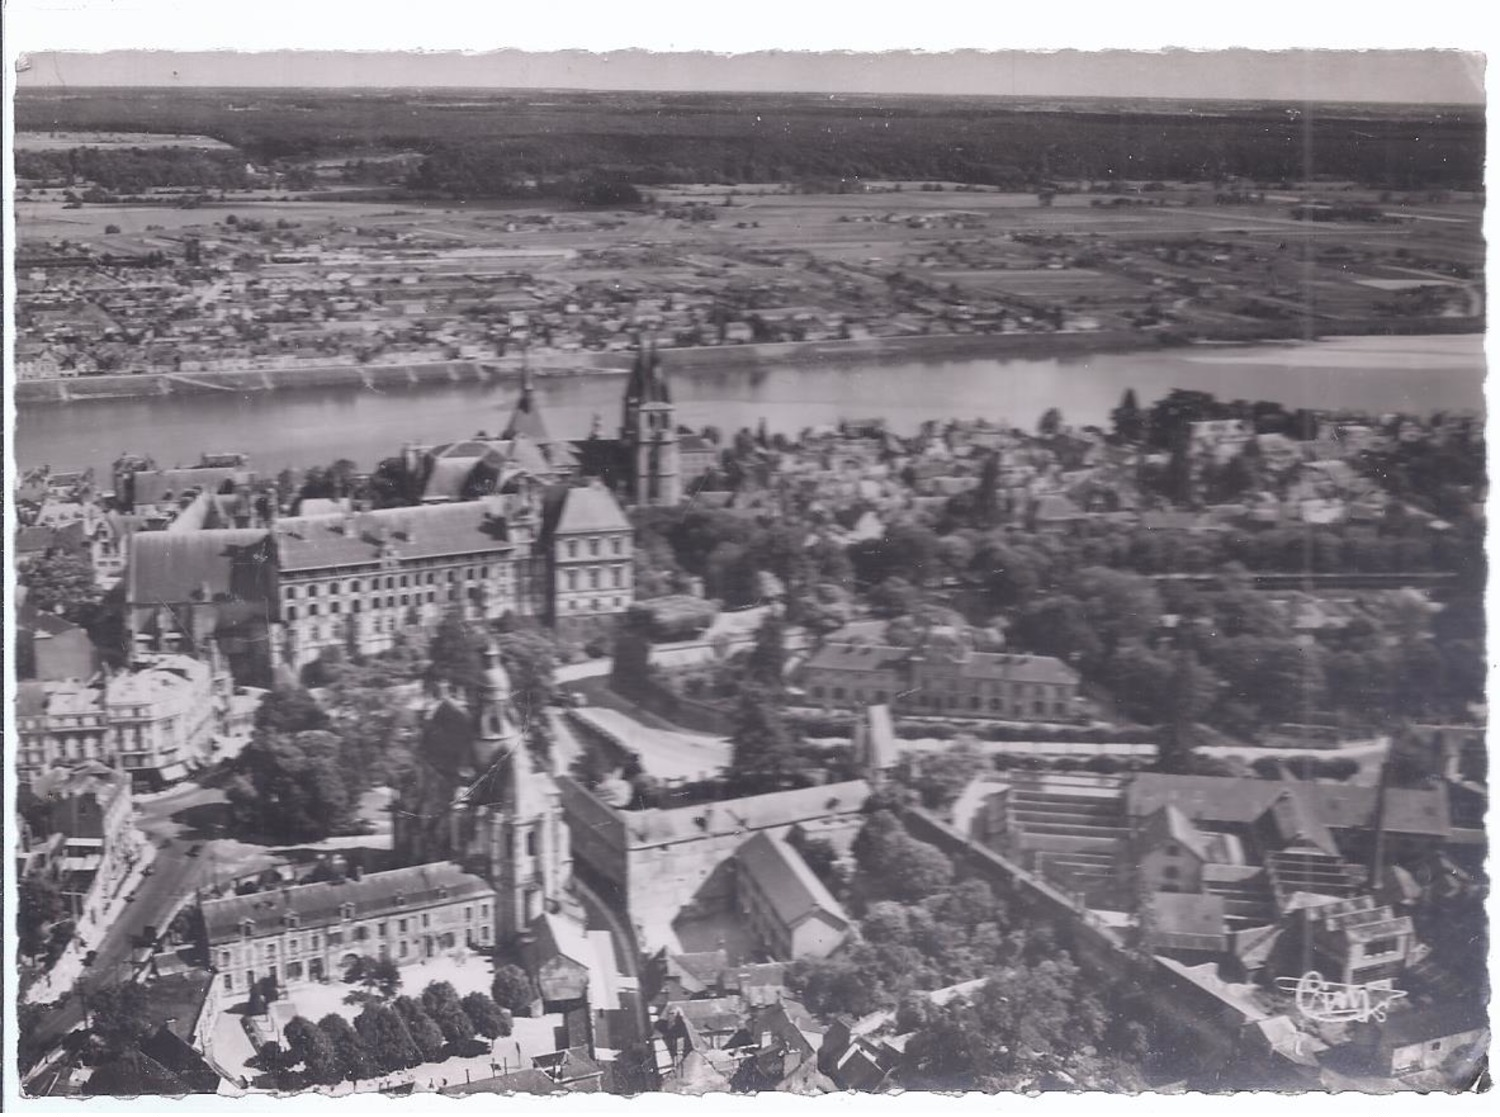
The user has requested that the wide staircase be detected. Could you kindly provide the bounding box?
[1004,777,1130,906]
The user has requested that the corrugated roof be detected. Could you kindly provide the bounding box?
[202,863,493,944]
[734,832,850,934]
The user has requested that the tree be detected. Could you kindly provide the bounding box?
[491,963,536,1015]
[853,811,954,903]
[426,609,486,696]
[284,1015,343,1085]
[1038,407,1063,437]
[343,955,402,1004]
[392,996,448,1062]
[86,981,153,1056]
[226,729,352,842]
[611,622,655,695]
[317,1013,379,1082]
[1111,388,1145,444]
[1009,596,1103,669]
[460,991,512,1039]
[493,630,560,755]
[254,685,330,734]
[745,612,788,689]
[1068,566,1163,653]
[20,548,103,626]
[900,958,1138,1092]
[420,981,477,1047]
[908,739,986,811]
[354,1002,422,1072]
[17,874,68,958]
[728,685,802,794]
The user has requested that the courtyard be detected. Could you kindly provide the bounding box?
[207,948,569,1094]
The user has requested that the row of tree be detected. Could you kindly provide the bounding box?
[269,981,511,1087]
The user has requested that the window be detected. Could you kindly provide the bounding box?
[1162,866,1180,881]
[224,974,234,991]
[422,914,430,928]
[399,942,409,958]
[567,541,578,559]
[1366,936,1400,956]
[286,606,298,621]
[307,585,319,597]
[612,538,623,555]
[398,918,408,933]
[588,569,599,589]
[612,567,623,587]
[589,538,600,556]
[308,603,319,617]
[526,830,538,856]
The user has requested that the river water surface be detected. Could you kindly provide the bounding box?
[14,334,1484,478]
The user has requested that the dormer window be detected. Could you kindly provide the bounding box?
[437,885,449,901]
[340,902,355,920]
[239,918,255,939]
[285,912,301,929]
[395,893,406,908]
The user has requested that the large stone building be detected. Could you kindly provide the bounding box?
[201,862,497,995]
[800,627,1080,723]
[393,641,572,940]
[559,776,871,953]
[117,355,679,674]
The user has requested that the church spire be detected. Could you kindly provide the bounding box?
[502,343,553,443]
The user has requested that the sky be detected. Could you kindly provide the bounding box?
[14,48,1487,105]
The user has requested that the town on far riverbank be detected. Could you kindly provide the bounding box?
[14,123,1484,409]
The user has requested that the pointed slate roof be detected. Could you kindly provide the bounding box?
[503,363,554,444]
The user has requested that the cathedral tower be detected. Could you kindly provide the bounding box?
[621,334,681,506]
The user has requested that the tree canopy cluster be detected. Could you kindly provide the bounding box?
[791,813,1150,1091]
[266,979,509,1088]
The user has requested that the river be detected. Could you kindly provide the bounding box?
[12,334,1484,478]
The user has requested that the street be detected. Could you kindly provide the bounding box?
[31,780,279,1055]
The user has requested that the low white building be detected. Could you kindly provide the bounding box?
[15,651,232,787]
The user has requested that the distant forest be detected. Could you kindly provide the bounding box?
[15,89,1486,197]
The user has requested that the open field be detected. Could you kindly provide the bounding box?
[14,130,235,151]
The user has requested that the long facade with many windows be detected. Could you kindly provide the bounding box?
[800,633,1080,723]
[201,863,496,995]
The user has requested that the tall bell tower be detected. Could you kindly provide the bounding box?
[470,641,570,939]
[621,334,681,506]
